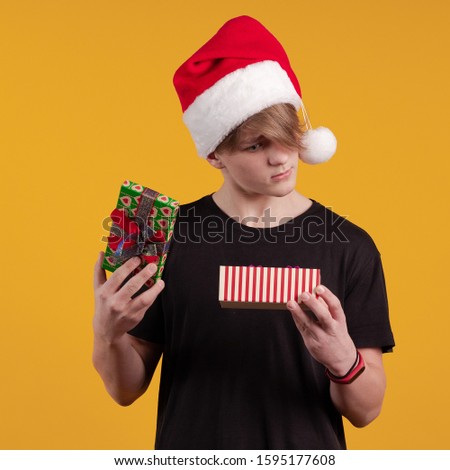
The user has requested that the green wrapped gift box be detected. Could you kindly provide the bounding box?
[102,179,179,286]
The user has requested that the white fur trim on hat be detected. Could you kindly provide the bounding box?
[182,60,301,158]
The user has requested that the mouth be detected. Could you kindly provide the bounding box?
[271,168,293,181]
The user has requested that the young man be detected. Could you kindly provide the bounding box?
[93,16,394,449]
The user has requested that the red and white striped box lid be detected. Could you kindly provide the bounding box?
[219,265,321,310]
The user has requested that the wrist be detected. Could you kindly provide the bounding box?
[326,347,358,377]
[325,350,366,385]
[93,330,127,347]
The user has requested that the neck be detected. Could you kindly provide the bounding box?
[212,186,312,228]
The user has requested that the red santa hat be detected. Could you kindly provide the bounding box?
[173,15,336,164]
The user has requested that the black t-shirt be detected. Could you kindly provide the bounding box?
[129,195,395,450]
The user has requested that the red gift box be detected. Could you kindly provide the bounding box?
[219,265,321,310]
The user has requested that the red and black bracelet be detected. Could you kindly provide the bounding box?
[325,350,366,384]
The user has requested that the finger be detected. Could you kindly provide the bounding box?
[115,262,158,302]
[129,279,165,314]
[94,251,107,290]
[314,285,345,321]
[105,256,142,294]
[287,300,319,334]
[296,292,335,329]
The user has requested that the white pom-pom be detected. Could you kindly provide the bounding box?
[299,126,337,164]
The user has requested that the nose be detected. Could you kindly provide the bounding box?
[267,142,291,166]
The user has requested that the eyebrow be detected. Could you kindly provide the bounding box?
[239,134,264,146]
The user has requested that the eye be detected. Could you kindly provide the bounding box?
[245,142,263,152]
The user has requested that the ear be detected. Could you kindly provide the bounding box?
[206,152,225,169]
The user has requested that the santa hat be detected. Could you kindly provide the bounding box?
[173,15,336,164]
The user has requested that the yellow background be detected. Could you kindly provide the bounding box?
[1,0,449,450]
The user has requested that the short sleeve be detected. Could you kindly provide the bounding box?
[343,249,395,353]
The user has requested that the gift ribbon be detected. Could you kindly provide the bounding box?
[108,187,169,265]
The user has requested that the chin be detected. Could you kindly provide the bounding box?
[273,180,297,197]
[269,186,297,198]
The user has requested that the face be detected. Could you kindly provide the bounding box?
[209,130,299,198]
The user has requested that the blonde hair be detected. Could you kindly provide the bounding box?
[215,103,303,155]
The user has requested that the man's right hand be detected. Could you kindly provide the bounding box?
[93,252,165,344]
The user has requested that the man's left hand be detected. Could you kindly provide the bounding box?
[287,285,357,376]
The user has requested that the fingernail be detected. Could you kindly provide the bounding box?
[157,280,165,288]
[315,285,325,294]
[147,263,157,273]
[287,300,296,310]
[300,292,310,301]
